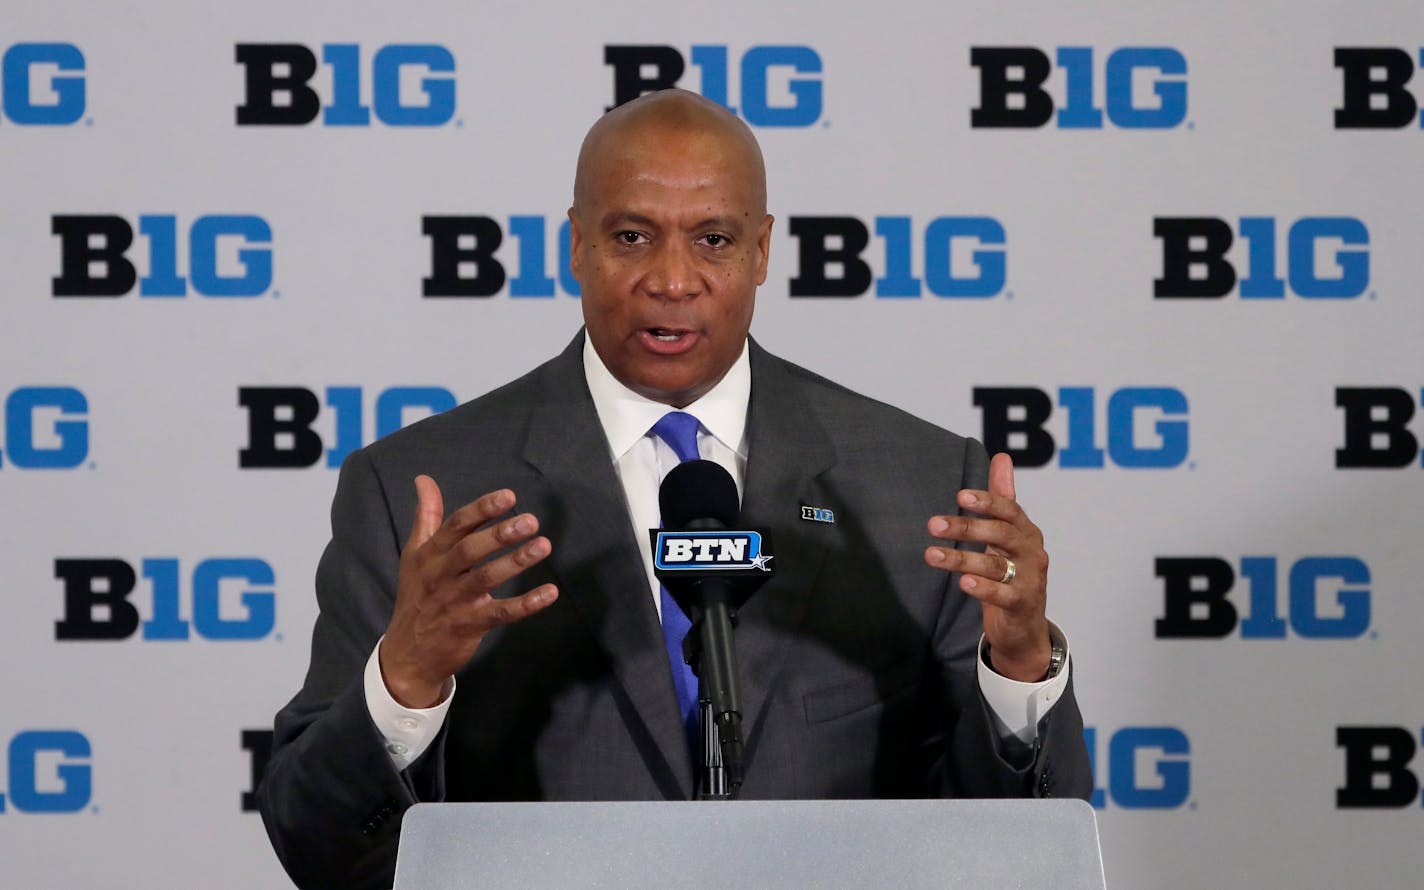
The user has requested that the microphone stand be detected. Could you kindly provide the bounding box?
[688,590,744,801]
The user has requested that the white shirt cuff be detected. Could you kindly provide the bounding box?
[975,622,1071,746]
[363,636,454,771]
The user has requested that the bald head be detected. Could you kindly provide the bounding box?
[572,89,767,217]
[565,88,775,407]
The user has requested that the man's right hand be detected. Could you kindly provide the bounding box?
[379,475,559,708]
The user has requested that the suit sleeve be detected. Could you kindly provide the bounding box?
[922,436,1093,801]
[257,449,445,890]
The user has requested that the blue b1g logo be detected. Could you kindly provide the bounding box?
[55,558,277,641]
[423,215,580,298]
[0,731,91,814]
[1086,726,1191,809]
[0,387,88,470]
[1156,556,1371,640]
[1155,216,1370,299]
[973,386,1190,469]
[972,46,1188,129]
[235,43,456,126]
[239,385,458,469]
[52,214,274,298]
[788,216,1007,298]
[605,44,822,126]
[1,43,85,125]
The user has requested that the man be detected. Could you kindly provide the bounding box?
[258,90,1091,890]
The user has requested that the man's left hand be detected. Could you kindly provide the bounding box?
[924,452,1051,682]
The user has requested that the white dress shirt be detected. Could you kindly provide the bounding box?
[364,339,1070,769]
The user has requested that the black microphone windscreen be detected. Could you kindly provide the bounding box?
[659,460,739,529]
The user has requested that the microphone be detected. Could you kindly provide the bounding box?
[651,460,773,797]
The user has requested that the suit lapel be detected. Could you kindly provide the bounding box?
[734,340,839,759]
[521,334,694,798]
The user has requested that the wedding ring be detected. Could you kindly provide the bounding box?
[999,559,1017,585]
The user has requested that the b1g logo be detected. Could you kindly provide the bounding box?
[1085,726,1191,809]
[1155,556,1371,639]
[1336,387,1424,468]
[788,216,1006,298]
[971,46,1187,129]
[239,385,457,469]
[240,729,272,812]
[1,43,85,125]
[235,43,455,126]
[1337,726,1424,808]
[1334,49,1424,129]
[0,731,91,814]
[973,386,1189,469]
[55,557,276,641]
[604,44,822,126]
[52,214,274,297]
[1154,217,1370,299]
[0,387,88,470]
[423,215,579,298]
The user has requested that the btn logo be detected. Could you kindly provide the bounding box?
[1337,726,1423,808]
[973,386,1189,469]
[0,731,91,814]
[239,385,457,469]
[0,387,88,470]
[971,46,1187,129]
[240,729,273,813]
[654,532,771,572]
[1,43,85,125]
[1154,216,1370,299]
[1334,49,1424,128]
[235,43,456,126]
[1155,556,1371,639]
[52,214,273,298]
[1336,387,1424,468]
[423,215,579,298]
[55,558,276,641]
[788,216,1006,298]
[1085,726,1191,809]
[604,44,822,126]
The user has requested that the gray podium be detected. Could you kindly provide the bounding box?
[392,798,1106,889]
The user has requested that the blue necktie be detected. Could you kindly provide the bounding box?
[649,411,703,754]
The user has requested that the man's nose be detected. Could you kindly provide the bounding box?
[644,240,702,300]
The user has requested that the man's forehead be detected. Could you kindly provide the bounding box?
[573,90,766,211]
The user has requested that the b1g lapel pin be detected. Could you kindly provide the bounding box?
[800,505,836,524]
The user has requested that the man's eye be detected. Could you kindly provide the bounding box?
[703,233,728,247]
[615,231,645,245]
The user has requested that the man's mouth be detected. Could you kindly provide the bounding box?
[638,327,699,354]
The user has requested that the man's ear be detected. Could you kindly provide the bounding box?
[754,214,774,285]
[567,207,584,281]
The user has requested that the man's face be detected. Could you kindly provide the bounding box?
[570,123,772,408]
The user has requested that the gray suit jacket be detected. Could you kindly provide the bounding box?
[258,333,1091,890]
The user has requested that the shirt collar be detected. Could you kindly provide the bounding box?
[583,333,751,461]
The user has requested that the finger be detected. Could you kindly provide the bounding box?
[455,534,553,597]
[957,572,1033,613]
[988,452,1016,501]
[407,475,445,551]
[927,514,1015,549]
[427,488,517,555]
[435,511,543,582]
[954,488,1027,525]
[462,583,559,632]
[923,545,1013,581]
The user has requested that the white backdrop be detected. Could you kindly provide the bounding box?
[2,1,1422,887]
